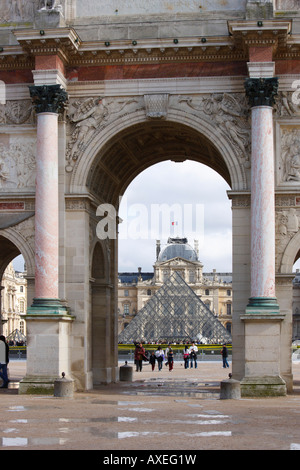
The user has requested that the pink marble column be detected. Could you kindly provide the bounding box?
[35,112,59,299]
[244,77,279,311]
[29,84,68,308]
[250,105,275,299]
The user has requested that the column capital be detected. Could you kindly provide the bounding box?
[244,77,278,108]
[29,84,68,114]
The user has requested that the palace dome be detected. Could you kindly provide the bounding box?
[157,237,198,262]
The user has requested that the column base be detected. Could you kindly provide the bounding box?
[27,297,70,316]
[20,305,74,395]
[240,376,287,397]
[242,297,282,319]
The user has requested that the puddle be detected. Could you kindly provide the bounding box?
[290,443,300,450]
[1,437,68,447]
[7,406,28,412]
[9,416,138,425]
[127,407,155,412]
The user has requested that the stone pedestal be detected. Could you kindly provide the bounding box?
[34,9,66,29]
[220,377,241,399]
[54,373,74,398]
[19,313,74,395]
[119,362,133,382]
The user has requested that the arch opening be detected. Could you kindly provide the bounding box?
[86,120,232,207]
[87,119,235,382]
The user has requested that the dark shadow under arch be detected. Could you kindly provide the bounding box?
[87,120,231,207]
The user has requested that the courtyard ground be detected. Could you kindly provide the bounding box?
[0,359,299,452]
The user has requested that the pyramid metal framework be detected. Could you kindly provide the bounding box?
[118,271,232,344]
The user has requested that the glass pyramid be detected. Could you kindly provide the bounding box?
[118,271,232,344]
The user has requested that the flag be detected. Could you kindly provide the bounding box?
[172,222,178,226]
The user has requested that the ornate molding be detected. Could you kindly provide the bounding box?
[244,77,278,107]
[29,84,68,114]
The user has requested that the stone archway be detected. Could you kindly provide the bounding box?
[70,106,248,198]
[77,113,246,388]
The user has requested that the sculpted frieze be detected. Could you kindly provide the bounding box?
[0,101,34,125]
[280,128,300,183]
[275,207,300,270]
[174,93,251,167]
[275,0,300,10]
[0,0,64,22]
[276,92,300,118]
[0,137,36,191]
[66,92,252,173]
[66,96,140,171]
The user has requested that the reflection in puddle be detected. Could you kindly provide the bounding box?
[291,443,300,450]
[9,416,138,425]
[127,408,154,412]
[7,406,28,412]
[1,437,68,447]
[83,429,232,439]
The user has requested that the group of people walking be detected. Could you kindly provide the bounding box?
[134,342,230,372]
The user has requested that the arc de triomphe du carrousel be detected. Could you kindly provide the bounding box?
[0,0,299,397]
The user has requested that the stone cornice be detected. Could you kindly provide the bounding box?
[228,19,292,57]
[0,20,298,71]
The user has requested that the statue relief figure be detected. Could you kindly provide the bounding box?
[276,1,300,10]
[0,139,36,190]
[286,149,300,182]
[0,0,40,21]
[67,98,109,162]
[39,0,62,11]
[281,128,300,182]
[178,93,251,165]
[66,96,139,169]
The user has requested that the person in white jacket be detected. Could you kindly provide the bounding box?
[155,346,164,371]
[189,342,198,369]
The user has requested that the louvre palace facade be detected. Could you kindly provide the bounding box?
[118,237,233,338]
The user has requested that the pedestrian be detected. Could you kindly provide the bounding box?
[167,347,174,371]
[221,343,230,368]
[0,335,9,388]
[183,345,189,369]
[149,351,156,371]
[155,346,164,371]
[189,342,198,368]
[134,342,147,372]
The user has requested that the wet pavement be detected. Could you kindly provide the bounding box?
[0,359,300,451]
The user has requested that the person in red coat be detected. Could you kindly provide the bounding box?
[134,342,147,372]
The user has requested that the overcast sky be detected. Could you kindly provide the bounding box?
[118,160,233,273]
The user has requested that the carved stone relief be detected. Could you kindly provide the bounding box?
[0,137,36,191]
[66,92,252,178]
[276,92,300,118]
[279,127,300,183]
[0,101,34,125]
[173,93,251,167]
[0,0,64,22]
[275,207,300,270]
[66,96,140,171]
[275,0,300,9]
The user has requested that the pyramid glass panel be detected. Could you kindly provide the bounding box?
[118,272,232,344]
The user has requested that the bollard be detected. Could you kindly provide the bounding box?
[54,372,74,398]
[220,374,241,399]
[119,361,133,382]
